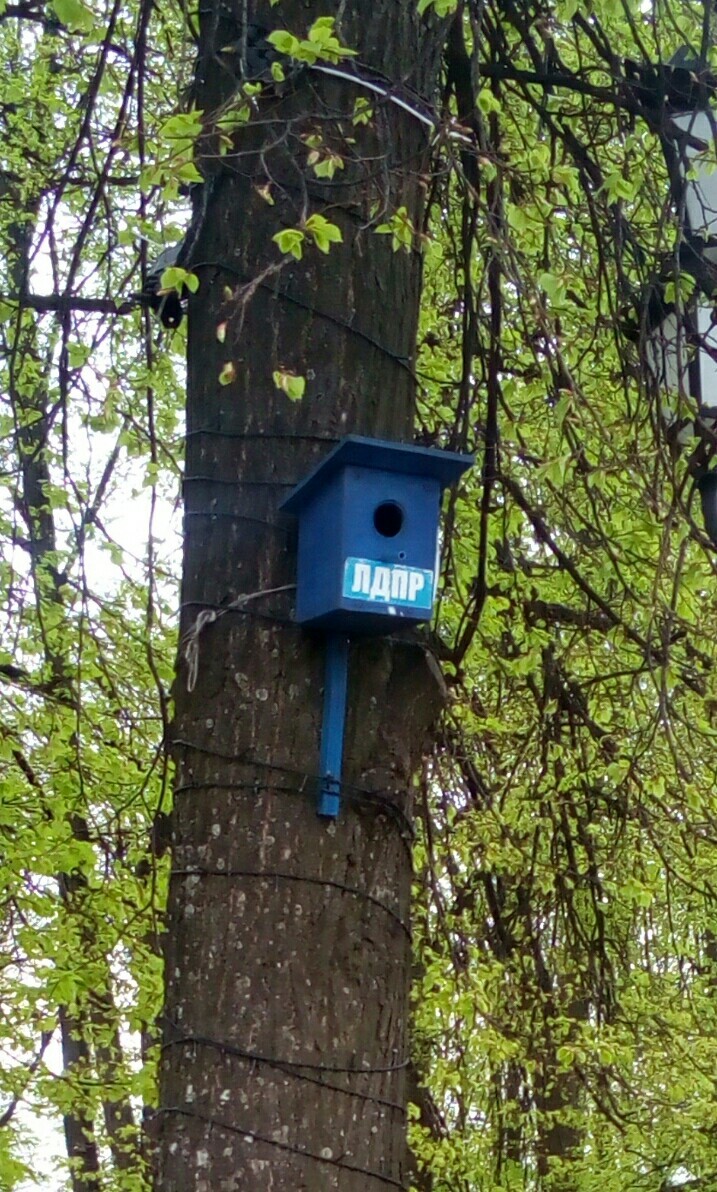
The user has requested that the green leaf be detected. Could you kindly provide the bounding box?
[67,343,90,368]
[477,88,501,114]
[159,266,199,294]
[306,16,357,60]
[175,161,204,184]
[272,228,305,259]
[269,18,356,66]
[256,183,274,205]
[52,0,93,30]
[273,369,306,401]
[375,206,415,252]
[352,97,373,126]
[537,271,567,304]
[304,213,343,253]
[218,361,237,386]
[417,0,459,13]
[160,111,203,139]
[312,153,345,179]
[308,16,336,33]
[267,30,302,57]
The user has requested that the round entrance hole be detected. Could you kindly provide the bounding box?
[373,501,404,538]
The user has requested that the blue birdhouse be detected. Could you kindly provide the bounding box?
[281,435,473,817]
[281,436,473,633]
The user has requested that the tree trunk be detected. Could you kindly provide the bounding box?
[154,2,449,1189]
[58,1003,101,1191]
[534,993,588,1189]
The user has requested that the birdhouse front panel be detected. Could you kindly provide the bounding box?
[293,466,442,630]
[281,435,473,634]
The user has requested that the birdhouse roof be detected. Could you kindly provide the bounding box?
[281,435,473,515]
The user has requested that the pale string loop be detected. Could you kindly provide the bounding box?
[184,609,217,692]
[182,584,295,691]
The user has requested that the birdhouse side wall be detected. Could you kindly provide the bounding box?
[293,472,348,624]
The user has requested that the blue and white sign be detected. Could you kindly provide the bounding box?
[343,557,434,610]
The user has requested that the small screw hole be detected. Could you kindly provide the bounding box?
[374,501,404,538]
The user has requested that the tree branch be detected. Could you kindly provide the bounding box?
[2,292,138,315]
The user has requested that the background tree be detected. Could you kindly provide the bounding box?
[2,0,717,1190]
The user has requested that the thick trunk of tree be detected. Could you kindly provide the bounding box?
[154,3,448,1189]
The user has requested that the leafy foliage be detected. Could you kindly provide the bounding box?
[2,0,717,1189]
[411,4,717,1190]
[0,0,185,1184]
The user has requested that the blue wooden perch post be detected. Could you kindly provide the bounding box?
[281,436,473,817]
[317,634,350,818]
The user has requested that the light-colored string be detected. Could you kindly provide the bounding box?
[183,584,295,691]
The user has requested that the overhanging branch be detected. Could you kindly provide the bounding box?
[2,293,139,315]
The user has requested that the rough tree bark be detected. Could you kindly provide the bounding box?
[154,2,450,1189]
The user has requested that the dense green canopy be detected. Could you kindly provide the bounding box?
[1,0,717,1188]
